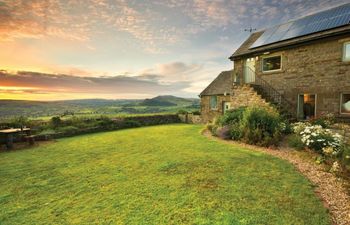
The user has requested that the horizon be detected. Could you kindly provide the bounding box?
[0,94,200,102]
[0,0,348,101]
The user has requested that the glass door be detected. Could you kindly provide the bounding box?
[244,58,255,83]
[297,94,316,120]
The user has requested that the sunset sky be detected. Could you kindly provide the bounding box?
[0,0,348,100]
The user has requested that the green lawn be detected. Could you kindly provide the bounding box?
[0,124,330,225]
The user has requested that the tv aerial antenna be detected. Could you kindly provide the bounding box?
[244,27,256,33]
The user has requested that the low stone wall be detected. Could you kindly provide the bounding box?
[179,113,202,124]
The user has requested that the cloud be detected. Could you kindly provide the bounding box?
[139,61,204,84]
[1,0,348,54]
[0,70,191,99]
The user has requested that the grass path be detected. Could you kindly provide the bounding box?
[0,124,330,224]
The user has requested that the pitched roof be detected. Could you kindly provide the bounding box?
[230,3,350,60]
[200,71,232,96]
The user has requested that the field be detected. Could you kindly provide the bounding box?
[0,96,199,121]
[0,125,330,224]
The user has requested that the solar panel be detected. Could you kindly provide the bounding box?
[250,3,350,48]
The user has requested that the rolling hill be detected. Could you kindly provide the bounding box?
[0,96,199,120]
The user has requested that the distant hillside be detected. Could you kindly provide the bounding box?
[0,96,199,120]
[140,95,199,107]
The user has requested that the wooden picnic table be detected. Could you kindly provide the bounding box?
[0,128,31,150]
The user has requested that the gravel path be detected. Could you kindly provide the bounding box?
[203,131,350,225]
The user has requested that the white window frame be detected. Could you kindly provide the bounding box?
[210,96,218,110]
[261,54,282,73]
[343,42,350,62]
[340,93,350,115]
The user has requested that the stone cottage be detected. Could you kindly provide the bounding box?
[200,3,350,123]
[199,71,232,122]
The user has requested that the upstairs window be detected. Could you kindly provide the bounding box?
[340,93,350,114]
[210,96,217,110]
[262,55,282,72]
[343,42,350,62]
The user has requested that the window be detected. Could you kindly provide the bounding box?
[343,42,350,62]
[262,55,282,72]
[210,96,217,110]
[297,94,316,120]
[340,93,350,114]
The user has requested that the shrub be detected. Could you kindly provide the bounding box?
[310,113,335,128]
[206,123,218,136]
[9,116,29,128]
[239,107,283,146]
[298,124,342,153]
[177,109,188,115]
[287,134,304,150]
[191,110,201,115]
[38,129,56,136]
[51,116,62,128]
[339,145,350,170]
[230,123,242,140]
[216,126,231,140]
[57,126,79,135]
[216,107,246,126]
[120,120,141,128]
[97,116,114,129]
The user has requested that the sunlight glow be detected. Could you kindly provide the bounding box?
[0,86,39,91]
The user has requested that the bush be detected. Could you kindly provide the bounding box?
[339,145,350,170]
[97,116,114,129]
[51,116,62,128]
[310,113,335,128]
[177,109,188,115]
[57,126,79,135]
[206,123,218,136]
[287,134,304,150]
[120,120,141,128]
[298,124,342,153]
[239,107,283,146]
[230,123,242,140]
[192,110,201,115]
[38,129,56,136]
[216,126,231,140]
[216,107,246,126]
[9,116,30,128]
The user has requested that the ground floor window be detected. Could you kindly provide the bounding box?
[210,96,217,110]
[340,93,350,114]
[297,94,316,120]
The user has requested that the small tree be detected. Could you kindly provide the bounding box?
[51,116,62,128]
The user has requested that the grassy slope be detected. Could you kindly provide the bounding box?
[0,125,330,225]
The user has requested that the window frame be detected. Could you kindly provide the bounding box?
[209,95,218,110]
[261,54,282,73]
[297,93,317,120]
[340,93,350,115]
[343,42,350,62]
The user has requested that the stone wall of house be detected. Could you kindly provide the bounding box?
[230,85,271,109]
[200,95,231,123]
[200,85,274,123]
[234,35,350,118]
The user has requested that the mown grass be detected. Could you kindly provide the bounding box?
[0,124,330,224]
